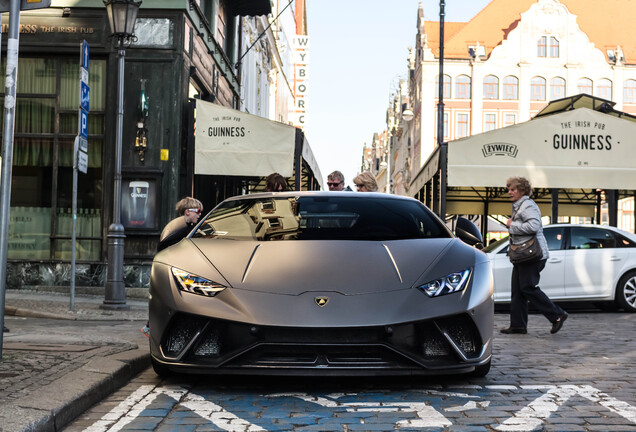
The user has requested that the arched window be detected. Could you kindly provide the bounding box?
[435,74,451,99]
[624,80,636,103]
[550,77,566,100]
[483,75,499,99]
[577,78,593,95]
[503,76,518,100]
[597,79,612,100]
[530,76,546,100]
[455,75,471,99]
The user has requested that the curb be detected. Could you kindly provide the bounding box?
[0,345,151,432]
[4,306,77,321]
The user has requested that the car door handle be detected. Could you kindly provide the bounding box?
[547,258,561,263]
[610,256,621,261]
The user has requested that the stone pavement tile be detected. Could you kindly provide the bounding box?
[544,425,588,431]
[155,424,197,432]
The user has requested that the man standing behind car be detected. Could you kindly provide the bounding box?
[327,170,352,191]
[157,197,203,252]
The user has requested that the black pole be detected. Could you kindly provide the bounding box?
[438,0,447,220]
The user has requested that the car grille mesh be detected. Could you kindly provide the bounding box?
[160,312,484,369]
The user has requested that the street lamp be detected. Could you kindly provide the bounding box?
[101,0,142,310]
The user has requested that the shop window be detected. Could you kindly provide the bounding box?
[503,76,518,100]
[455,75,471,99]
[483,75,499,99]
[1,57,105,261]
[530,76,546,101]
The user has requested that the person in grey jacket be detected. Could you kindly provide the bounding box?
[500,176,568,335]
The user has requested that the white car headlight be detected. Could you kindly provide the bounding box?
[418,268,471,297]
[171,268,227,297]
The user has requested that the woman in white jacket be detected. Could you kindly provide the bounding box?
[500,176,568,335]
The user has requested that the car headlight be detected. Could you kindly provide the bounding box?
[418,268,471,297]
[171,268,227,297]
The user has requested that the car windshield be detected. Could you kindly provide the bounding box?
[191,196,451,241]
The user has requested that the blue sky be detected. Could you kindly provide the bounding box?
[304,0,492,189]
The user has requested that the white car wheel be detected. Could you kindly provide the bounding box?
[616,271,636,313]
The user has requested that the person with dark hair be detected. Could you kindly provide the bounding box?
[265,173,288,192]
[157,197,203,252]
[501,176,568,335]
[327,170,352,191]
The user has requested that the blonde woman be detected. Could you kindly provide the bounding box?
[353,171,378,192]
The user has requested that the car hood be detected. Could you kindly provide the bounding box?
[188,238,462,295]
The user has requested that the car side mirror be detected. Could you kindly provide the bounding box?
[455,217,484,249]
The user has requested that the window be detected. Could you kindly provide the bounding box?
[193,196,451,241]
[544,227,565,250]
[537,36,547,57]
[455,75,471,99]
[577,78,593,95]
[550,77,565,100]
[436,74,451,99]
[443,112,449,138]
[483,75,499,99]
[624,79,636,103]
[597,78,612,100]
[484,113,497,131]
[569,227,617,249]
[503,76,518,100]
[549,37,559,58]
[456,113,469,138]
[503,113,516,127]
[530,76,546,100]
[1,57,106,260]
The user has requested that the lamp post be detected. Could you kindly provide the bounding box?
[101,0,141,310]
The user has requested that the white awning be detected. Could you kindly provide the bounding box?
[195,99,296,177]
[448,107,636,190]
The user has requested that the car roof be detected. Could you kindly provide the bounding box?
[223,191,422,203]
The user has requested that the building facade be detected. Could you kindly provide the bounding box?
[2,0,310,290]
[372,0,636,231]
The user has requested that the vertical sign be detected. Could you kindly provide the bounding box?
[78,40,89,172]
[292,35,309,129]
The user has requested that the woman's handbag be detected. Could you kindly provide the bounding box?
[508,236,542,264]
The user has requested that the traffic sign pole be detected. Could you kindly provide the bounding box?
[71,40,90,311]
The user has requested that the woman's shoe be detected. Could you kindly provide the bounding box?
[551,313,568,334]
[500,327,527,334]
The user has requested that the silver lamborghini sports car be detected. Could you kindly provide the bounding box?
[149,191,493,377]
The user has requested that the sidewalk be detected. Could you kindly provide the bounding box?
[0,288,150,432]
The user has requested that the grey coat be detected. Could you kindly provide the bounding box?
[509,195,549,260]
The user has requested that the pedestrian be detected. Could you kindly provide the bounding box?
[500,176,568,335]
[327,170,352,191]
[265,172,288,192]
[157,197,203,252]
[353,171,378,192]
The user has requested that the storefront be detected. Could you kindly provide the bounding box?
[1,1,312,290]
[411,95,636,237]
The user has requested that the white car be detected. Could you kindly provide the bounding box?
[484,224,636,312]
